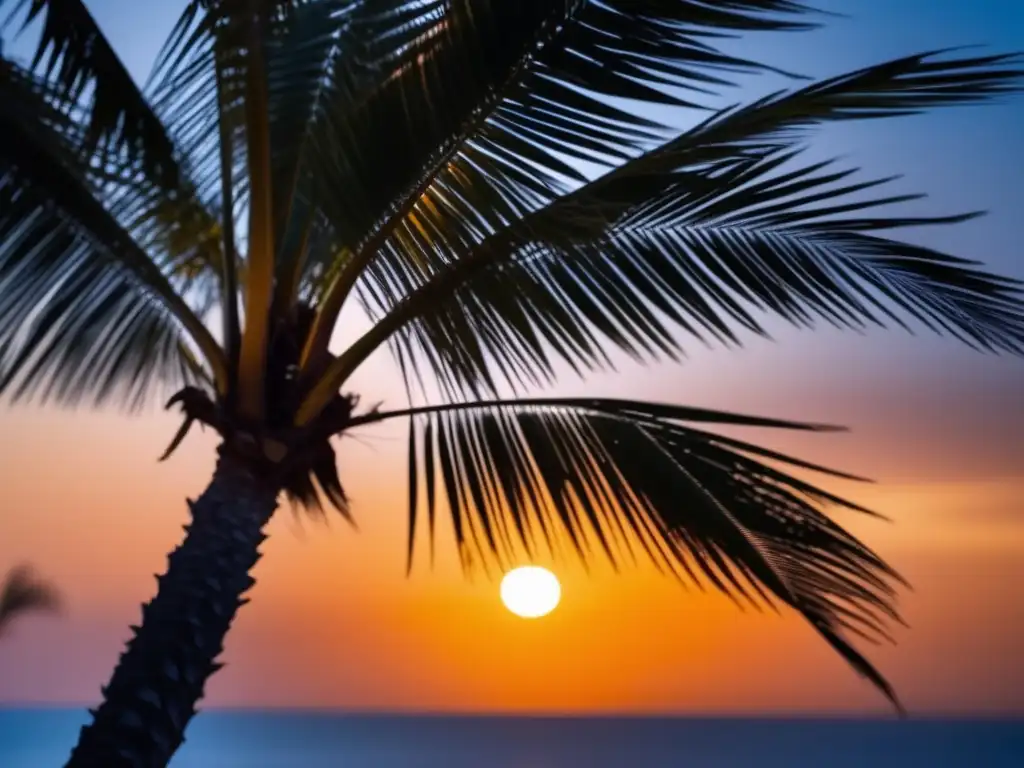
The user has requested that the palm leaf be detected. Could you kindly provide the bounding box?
[0,564,61,637]
[316,0,815,248]
[146,1,331,418]
[148,0,362,293]
[297,50,1024,407]
[0,61,226,407]
[298,0,815,367]
[352,397,904,712]
[0,0,181,188]
[148,1,358,414]
[397,149,1024,397]
[0,6,230,348]
[144,0,248,208]
[149,0,349,204]
[264,0,352,310]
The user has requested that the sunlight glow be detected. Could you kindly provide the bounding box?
[500,566,562,619]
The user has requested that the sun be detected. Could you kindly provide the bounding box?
[500,566,561,619]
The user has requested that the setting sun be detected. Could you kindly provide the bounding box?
[500,566,562,619]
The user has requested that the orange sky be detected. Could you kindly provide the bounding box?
[1,326,1023,715]
[1,0,1023,718]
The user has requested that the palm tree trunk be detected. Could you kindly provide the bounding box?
[65,452,279,768]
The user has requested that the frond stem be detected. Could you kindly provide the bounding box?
[273,204,317,316]
[345,397,841,432]
[235,4,276,420]
[215,49,240,400]
[294,239,505,424]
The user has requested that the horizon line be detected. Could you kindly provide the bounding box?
[1,704,1021,721]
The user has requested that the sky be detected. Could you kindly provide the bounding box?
[0,0,1022,716]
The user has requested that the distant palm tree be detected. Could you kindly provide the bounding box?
[0,564,62,639]
[0,0,1022,764]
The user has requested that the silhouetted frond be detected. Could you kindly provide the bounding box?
[358,52,1024,398]
[281,439,355,524]
[0,564,62,637]
[293,1,817,365]
[149,0,338,222]
[148,1,818,366]
[0,4,228,329]
[309,0,815,248]
[0,0,181,188]
[0,59,223,407]
[358,397,905,711]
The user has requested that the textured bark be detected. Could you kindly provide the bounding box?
[65,454,279,767]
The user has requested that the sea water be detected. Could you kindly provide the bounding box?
[1,709,1022,767]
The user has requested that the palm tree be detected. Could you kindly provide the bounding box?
[0,564,62,639]
[0,0,1021,763]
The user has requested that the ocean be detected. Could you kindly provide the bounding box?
[1,710,1022,767]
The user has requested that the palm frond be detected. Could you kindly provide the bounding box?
[642,47,1024,163]
[145,0,334,418]
[301,51,1024,405]
[148,1,353,281]
[402,150,1024,397]
[144,0,246,208]
[320,0,816,247]
[0,0,181,188]
[148,1,352,414]
[0,10,229,349]
[353,397,903,712]
[0,564,62,637]
[298,0,816,366]
[0,62,226,407]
